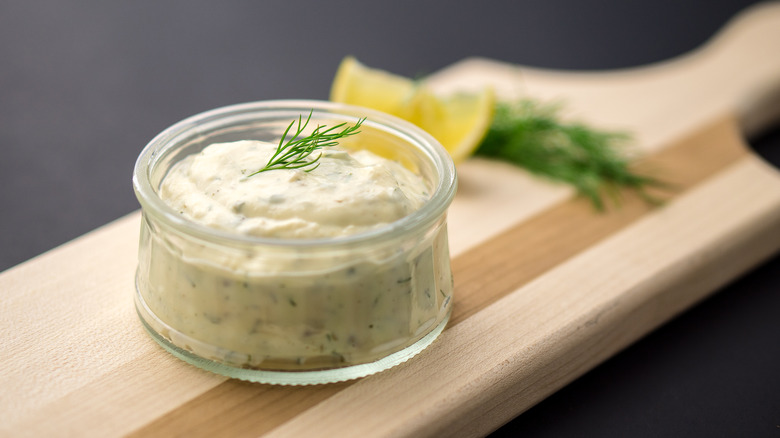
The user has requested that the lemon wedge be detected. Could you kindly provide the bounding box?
[330,56,494,163]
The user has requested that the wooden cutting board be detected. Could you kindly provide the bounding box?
[2,3,780,437]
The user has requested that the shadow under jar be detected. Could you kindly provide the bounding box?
[132,100,457,385]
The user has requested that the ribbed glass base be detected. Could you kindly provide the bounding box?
[135,286,449,385]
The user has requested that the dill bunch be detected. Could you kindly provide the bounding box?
[476,100,659,210]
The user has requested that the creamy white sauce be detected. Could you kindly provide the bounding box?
[160,140,429,238]
[139,140,453,371]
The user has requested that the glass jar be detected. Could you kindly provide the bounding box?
[132,100,457,385]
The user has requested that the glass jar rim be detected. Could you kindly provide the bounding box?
[132,99,457,249]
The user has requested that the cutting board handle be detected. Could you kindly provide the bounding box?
[707,2,780,136]
[429,2,780,149]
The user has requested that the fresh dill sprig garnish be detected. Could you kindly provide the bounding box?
[246,111,365,176]
[476,99,661,210]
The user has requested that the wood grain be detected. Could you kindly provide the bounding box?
[450,114,748,327]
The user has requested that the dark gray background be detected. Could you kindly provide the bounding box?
[2,1,778,436]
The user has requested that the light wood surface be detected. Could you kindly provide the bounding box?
[2,3,780,437]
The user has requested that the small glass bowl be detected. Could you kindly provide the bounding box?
[132,100,457,385]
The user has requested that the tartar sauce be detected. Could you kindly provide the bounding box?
[142,139,453,371]
[161,140,429,239]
